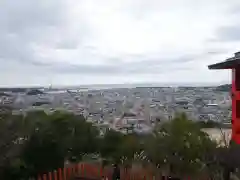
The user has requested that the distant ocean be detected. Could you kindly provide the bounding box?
[0,81,229,92]
[47,82,228,91]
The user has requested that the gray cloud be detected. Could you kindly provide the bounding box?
[22,53,195,76]
[227,3,240,16]
[0,0,64,33]
[0,0,65,66]
[55,40,79,50]
[207,1,240,43]
[205,47,230,55]
[0,0,237,85]
[216,25,240,42]
[0,0,95,69]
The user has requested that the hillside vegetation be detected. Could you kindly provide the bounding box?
[215,84,231,92]
[0,110,228,179]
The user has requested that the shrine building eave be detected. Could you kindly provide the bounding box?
[208,51,240,70]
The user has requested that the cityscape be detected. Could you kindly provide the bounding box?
[2,0,240,179]
[0,85,231,136]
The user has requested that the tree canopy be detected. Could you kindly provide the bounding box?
[0,110,227,179]
[145,113,219,177]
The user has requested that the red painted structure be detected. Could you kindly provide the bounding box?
[35,163,159,180]
[208,51,240,144]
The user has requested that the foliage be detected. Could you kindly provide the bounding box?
[0,110,100,179]
[119,134,142,161]
[145,113,219,177]
[0,110,223,179]
[215,84,231,92]
[0,112,28,175]
[99,129,124,163]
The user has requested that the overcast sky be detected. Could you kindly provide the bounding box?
[1,0,240,87]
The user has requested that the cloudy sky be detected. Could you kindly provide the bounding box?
[1,0,240,87]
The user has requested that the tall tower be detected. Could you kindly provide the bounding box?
[208,51,240,144]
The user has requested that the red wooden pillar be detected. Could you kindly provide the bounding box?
[68,166,72,179]
[54,171,58,180]
[58,168,63,180]
[48,172,53,180]
[208,51,240,145]
[63,167,67,180]
[43,174,47,180]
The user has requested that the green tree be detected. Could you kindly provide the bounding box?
[0,110,224,179]
[0,111,29,178]
[5,110,100,178]
[145,113,218,178]
[118,133,142,165]
[100,129,124,163]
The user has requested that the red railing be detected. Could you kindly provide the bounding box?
[35,163,165,180]
[35,163,204,180]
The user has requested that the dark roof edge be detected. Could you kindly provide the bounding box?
[208,58,240,70]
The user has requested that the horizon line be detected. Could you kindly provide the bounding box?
[0,82,230,89]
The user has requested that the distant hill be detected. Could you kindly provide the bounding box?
[0,88,27,93]
[215,84,231,92]
[0,87,44,93]
[26,89,44,95]
[0,92,11,97]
